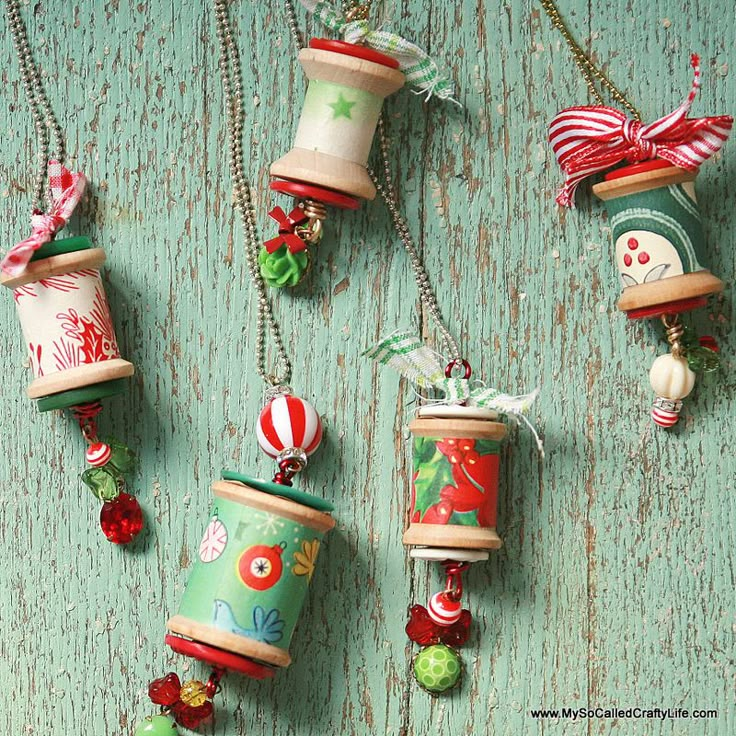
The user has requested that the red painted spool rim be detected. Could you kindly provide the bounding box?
[270,179,361,209]
[165,634,277,679]
[625,295,707,320]
[309,38,400,69]
[605,160,679,181]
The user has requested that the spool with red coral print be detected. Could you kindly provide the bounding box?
[2,235,142,545]
[404,406,508,552]
[1,235,134,410]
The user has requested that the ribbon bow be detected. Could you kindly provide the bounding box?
[364,331,542,452]
[299,0,456,101]
[549,55,733,207]
[264,206,309,254]
[2,161,86,276]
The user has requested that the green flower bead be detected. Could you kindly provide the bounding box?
[258,244,309,288]
[133,715,179,736]
[81,466,120,501]
[413,644,462,694]
[107,437,137,475]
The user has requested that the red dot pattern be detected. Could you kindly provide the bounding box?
[638,252,650,264]
[623,253,632,267]
[627,238,639,250]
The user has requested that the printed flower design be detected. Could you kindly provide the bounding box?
[411,435,499,528]
[292,539,320,581]
[245,606,285,644]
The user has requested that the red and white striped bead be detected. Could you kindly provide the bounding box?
[427,591,462,627]
[256,394,323,459]
[651,404,680,428]
[86,441,112,467]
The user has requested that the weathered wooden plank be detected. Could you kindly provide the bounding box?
[0,1,733,734]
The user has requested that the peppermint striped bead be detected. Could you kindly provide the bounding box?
[427,591,462,627]
[256,394,323,459]
[86,441,112,467]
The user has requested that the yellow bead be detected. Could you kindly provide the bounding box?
[179,679,208,708]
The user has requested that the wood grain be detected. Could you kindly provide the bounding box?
[0,1,733,734]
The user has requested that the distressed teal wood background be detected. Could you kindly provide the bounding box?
[0,1,733,734]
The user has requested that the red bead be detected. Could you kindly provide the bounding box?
[100,492,143,544]
[172,701,213,729]
[699,335,719,352]
[149,673,182,707]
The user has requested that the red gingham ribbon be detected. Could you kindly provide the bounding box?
[2,161,87,276]
[548,55,733,207]
[264,206,309,254]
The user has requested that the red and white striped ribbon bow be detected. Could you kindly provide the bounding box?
[549,55,733,207]
[2,160,87,276]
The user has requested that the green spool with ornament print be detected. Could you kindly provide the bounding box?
[592,160,724,319]
[166,471,335,675]
[404,406,508,553]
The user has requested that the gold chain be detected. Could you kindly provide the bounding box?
[539,0,641,120]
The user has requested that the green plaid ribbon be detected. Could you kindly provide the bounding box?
[300,0,457,101]
[364,332,539,416]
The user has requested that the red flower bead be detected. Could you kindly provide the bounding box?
[406,604,472,647]
[173,700,213,729]
[149,673,182,707]
[100,493,144,544]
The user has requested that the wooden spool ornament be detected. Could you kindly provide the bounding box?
[1,235,134,411]
[592,160,724,320]
[167,472,335,677]
[404,405,508,553]
[270,38,405,203]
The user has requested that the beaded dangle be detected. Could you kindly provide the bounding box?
[1,3,142,544]
[133,3,341,732]
[261,0,456,288]
[541,0,732,427]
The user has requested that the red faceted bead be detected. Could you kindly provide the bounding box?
[100,492,143,544]
[173,700,213,729]
[149,672,182,707]
[406,604,472,647]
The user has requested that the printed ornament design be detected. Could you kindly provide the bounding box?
[411,436,501,528]
[237,543,285,591]
[199,514,228,563]
[608,183,704,288]
[14,270,120,377]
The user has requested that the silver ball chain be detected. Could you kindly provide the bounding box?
[5,0,66,214]
[213,0,291,386]
[285,0,461,361]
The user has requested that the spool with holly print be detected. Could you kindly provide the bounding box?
[405,406,508,552]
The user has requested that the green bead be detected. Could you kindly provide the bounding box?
[80,466,120,501]
[133,715,179,736]
[258,244,309,288]
[413,644,462,694]
[107,437,137,475]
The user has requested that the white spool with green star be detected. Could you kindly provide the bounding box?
[270,40,404,200]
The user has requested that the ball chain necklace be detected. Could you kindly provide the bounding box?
[1,0,143,544]
[541,0,732,428]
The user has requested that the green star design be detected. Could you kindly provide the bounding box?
[328,92,356,119]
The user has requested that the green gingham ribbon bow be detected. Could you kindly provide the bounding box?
[365,332,543,451]
[299,0,457,101]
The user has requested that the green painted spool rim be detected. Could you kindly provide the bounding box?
[30,235,93,262]
[221,470,334,512]
[36,378,128,412]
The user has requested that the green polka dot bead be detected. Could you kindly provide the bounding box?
[413,644,462,694]
[133,714,179,735]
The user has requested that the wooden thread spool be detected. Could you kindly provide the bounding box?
[592,160,724,319]
[0,235,134,411]
[167,472,335,675]
[403,406,508,552]
[270,38,405,203]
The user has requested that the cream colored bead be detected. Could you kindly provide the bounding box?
[649,354,696,400]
